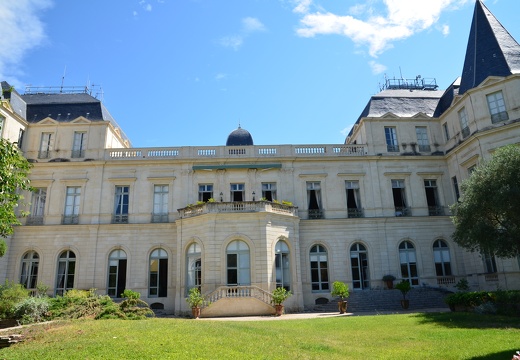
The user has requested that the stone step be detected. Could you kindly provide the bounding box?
[312,287,451,313]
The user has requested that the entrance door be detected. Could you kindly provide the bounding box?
[350,243,370,289]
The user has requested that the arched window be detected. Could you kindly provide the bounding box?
[433,239,452,276]
[56,250,76,296]
[275,241,290,291]
[310,245,329,291]
[226,240,250,286]
[399,241,418,285]
[350,243,370,289]
[20,251,39,290]
[186,243,202,292]
[149,248,168,297]
[107,249,127,297]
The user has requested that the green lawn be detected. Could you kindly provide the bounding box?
[1,312,519,359]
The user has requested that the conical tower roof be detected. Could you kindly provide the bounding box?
[459,0,520,95]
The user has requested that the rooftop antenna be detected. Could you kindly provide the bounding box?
[238,119,241,128]
[60,66,67,93]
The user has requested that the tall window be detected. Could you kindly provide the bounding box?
[198,184,213,202]
[152,185,169,223]
[424,180,442,216]
[261,183,277,202]
[113,186,129,223]
[226,240,250,286]
[442,123,450,141]
[107,250,127,297]
[384,127,399,152]
[345,181,363,218]
[56,250,76,296]
[483,253,497,273]
[28,188,46,225]
[392,180,408,216]
[20,251,39,290]
[307,182,323,219]
[351,243,370,289]
[458,108,469,138]
[310,245,329,291]
[275,241,290,291]
[230,183,245,201]
[18,129,25,149]
[487,91,508,123]
[452,176,460,201]
[415,127,430,152]
[38,132,53,159]
[72,131,86,158]
[399,241,419,286]
[149,248,168,297]
[63,186,81,224]
[433,239,452,276]
[186,243,202,292]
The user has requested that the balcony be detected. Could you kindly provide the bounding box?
[394,207,410,217]
[308,209,323,219]
[112,214,129,224]
[178,201,298,219]
[347,208,364,218]
[152,213,169,223]
[428,206,444,216]
[26,216,44,225]
[62,215,79,225]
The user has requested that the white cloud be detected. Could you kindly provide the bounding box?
[242,17,266,33]
[219,36,243,51]
[369,61,387,75]
[296,0,469,57]
[215,73,228,81]
[220,17,266,50]
[0,0,52,86]
[340,124,354,137]
[292,0,312,14]
[441,24,450,36]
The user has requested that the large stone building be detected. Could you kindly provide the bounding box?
[0,0,519,316]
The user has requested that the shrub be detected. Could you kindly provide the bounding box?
[118,289,154,320]
[454,278,470,292]
[271,287,292,306]
[13,296,51,324]
[0,280,29,319]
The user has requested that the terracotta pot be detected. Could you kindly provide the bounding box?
[385,280,394,289]
[192,307,201,319]
[338,301,348,314]
[400,299,410,309]
[275,304,284,316]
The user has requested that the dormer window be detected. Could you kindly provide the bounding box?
[487,90,508,123]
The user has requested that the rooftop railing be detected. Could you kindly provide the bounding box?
[106,144,367,160]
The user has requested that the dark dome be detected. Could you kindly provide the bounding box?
[226,126,254,146]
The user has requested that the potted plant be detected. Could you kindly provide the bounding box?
[382,274,396,289]
[395,280,411,309]
[331,281,349,314]
[271,287,292,316]
[186,287,204,318]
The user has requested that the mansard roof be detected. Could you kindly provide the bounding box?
[458,0,520,95]
[21,93,105,122]
[356,89,443,120]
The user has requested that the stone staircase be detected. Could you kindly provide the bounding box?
[312,287,452,313]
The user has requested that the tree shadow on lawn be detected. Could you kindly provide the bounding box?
[469,349,519,360]
[412,311,520,329]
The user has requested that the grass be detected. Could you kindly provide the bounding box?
[0,312,518,359]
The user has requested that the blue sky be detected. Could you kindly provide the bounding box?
[1,0,519,147]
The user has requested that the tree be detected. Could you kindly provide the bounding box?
[451,145,520,258]
[0,136,32,255]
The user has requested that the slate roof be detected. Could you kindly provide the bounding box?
[458,0,520,95]
[21,93,104,122]
[355,89,443,120]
